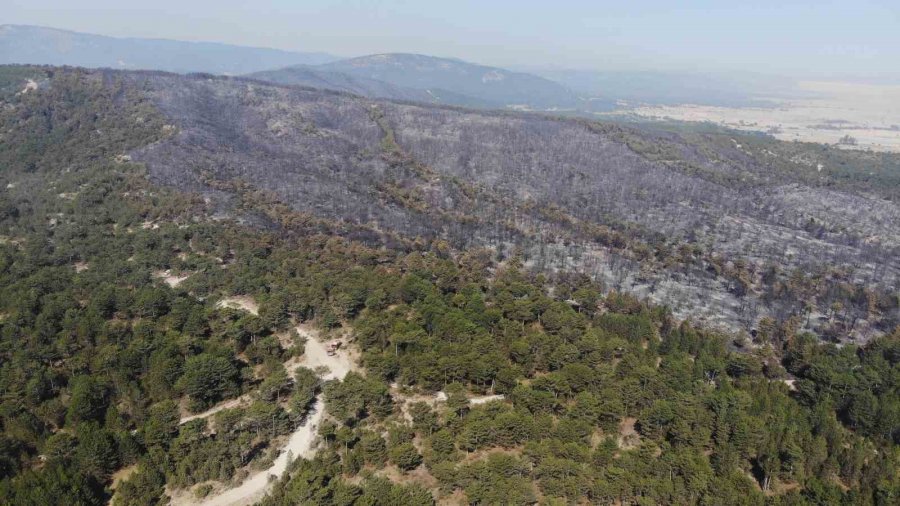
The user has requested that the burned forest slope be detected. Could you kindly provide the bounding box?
[125,70,900,340]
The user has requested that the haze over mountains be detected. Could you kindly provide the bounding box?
[532,69,798,108]
[0,24,338,74]
[250,53,600,111]
[2,25,600,112]
[1,24,747,112]
[14,25,899,152]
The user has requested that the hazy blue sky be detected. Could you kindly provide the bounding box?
[6,0,900,78]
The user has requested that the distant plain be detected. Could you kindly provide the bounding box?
[623,80,900,152]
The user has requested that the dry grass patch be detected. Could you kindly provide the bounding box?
[217,295,259,315]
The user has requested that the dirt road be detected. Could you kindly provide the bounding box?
[179,395,250,425]
[170,326,353,506]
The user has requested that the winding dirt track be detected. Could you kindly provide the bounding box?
[179,396,250,426]
[170,327,353,506]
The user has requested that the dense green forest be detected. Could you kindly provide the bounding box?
[0,67,897,505]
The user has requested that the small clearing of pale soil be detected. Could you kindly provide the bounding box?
[294,324,356,381]
[468,394,505,405]
[169,325,355,506]
[110,464,137,489]
[393,388,504,423]
[154,269,190,288]
[426,391,505,406]
[17,79,38,95]
[74,262,89,273]
[618,417,641,450]
[391,388,442,423]
[216,296,259,316]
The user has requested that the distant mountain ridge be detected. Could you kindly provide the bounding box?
[0,25,338,74]
[0,24,612,114]
[251,53,616,112]
[247,66,436,103]
[316,53,582,108]
[1,25,612,111]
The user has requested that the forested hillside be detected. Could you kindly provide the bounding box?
[0,66,897,505]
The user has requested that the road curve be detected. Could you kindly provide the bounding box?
[170,327,352,506]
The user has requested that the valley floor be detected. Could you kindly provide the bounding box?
[625,81,900,152]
